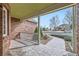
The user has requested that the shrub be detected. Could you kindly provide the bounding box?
[34,27,43,37]
[43,35,48,40]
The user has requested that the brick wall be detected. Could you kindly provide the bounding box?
[0,4,3,56]
[0,3,37,55]
[3,12,37,55]
[0,4,11,56]
[0,4,37,55]
[9,19,37,48]
[76,4,79,55]
[2,4,11,55]
[10,20,37,39]
[11,17,20,31]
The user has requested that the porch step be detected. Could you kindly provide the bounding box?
[10,40,26,49]
[15,39,38,46]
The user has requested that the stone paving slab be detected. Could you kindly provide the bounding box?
[16,39,38,46]
[9,37,76,56]
[10,40,26,49]
[9,44,76,56]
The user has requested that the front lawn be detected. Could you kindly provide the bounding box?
[51,34,72,41]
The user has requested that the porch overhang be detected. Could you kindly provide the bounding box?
[10,3,75,20]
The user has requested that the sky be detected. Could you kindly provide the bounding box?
[40,7,73,28]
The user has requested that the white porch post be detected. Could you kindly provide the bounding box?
[38,16,40,44]
[72,5,77,54]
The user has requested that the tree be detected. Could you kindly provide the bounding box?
[63,11,73,30]
[42,27,46,31]
[50,15,59,30]
[63,11,73,25]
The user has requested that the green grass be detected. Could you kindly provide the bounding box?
[51,35,72,41]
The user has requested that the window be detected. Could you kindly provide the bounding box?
[2,7,8,37]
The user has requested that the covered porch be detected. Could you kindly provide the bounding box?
[0,3,78,56]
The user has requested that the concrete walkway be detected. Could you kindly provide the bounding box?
[8,37,76,56]
[46,36,66,50]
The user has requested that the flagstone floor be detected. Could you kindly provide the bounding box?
[8,37,76,56]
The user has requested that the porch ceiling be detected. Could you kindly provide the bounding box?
[10,3,73,19]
